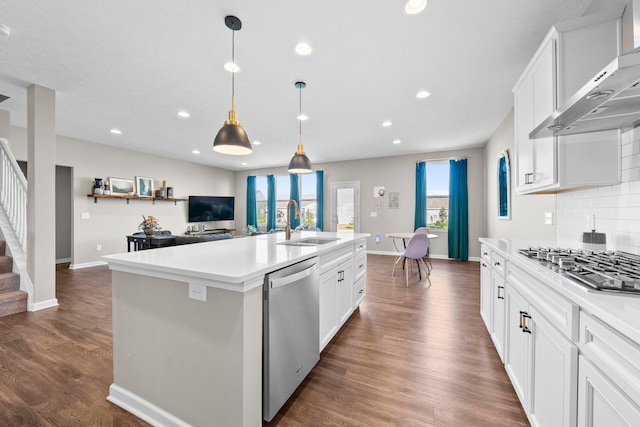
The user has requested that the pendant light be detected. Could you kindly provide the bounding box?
[213,16,252,155]
[287,81,312,174]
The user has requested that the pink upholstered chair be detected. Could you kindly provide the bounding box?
[392,233,431,287]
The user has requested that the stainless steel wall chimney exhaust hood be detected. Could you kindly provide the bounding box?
[529,46,640,139]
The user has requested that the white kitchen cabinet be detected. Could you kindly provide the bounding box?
[513,11,622,194]
[578,356,640,427]
[490,271,506,361]
[506,269,578,427]
[480,244,507,362]
[578,312,640,426]
[480,244,492,329]
[319,239,365,350]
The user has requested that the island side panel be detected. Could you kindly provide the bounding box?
[110,270,263,427]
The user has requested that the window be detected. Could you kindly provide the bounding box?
[255,176,268,231]
[275,175,291,228]
[426,162,449,229]
[255,173,318,231]
[300,173,318,228]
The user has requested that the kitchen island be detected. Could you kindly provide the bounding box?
[103,231,368,427]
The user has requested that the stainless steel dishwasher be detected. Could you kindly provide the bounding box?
[263,256,320,421]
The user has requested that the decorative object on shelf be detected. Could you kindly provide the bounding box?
[139,215,161,236]
[136,176,154,198]
[213,16,252,155]
[166,187,173,199]
[110,177,135,195]
[93,178,104,195]
[498,150,510,220]
[288,81,313,174]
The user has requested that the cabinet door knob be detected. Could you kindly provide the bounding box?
[494,261,500,266]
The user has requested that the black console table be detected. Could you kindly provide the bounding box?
[126,234,176,252]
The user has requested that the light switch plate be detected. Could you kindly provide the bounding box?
[544,212,553,225]
[188,283,207,302]
[81,212,90,219]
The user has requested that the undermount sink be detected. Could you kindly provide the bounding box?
[277,237,340,247]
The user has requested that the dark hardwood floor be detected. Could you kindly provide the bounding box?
[0,255,528,426]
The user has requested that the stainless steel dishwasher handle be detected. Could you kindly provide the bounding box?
[270,264,318,289]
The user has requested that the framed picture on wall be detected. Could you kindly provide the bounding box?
[136,176,154,198]
[109,177,135,195]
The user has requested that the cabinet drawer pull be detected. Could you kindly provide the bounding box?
[482,251,488,256]
[519,310,525,329]
[359,264,364,268]
[494,261,500,266]
[482,262,487,268]
[497,285,504,300]
[521,312,532,334]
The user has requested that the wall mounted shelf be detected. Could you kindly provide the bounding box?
[87,194,187,205]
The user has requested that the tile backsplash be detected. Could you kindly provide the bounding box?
[556,128,640,254]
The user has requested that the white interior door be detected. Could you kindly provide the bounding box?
[329,181,359,233]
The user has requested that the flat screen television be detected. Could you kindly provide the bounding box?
[188,196,235,222]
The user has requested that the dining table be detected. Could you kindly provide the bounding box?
[386,232,438,251]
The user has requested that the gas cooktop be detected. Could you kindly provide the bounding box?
[517,247,640,295]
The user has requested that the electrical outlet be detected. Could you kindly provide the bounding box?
[544,212,553,225]
[81,212,90,219]
[188,283,207,302]
[96,244,102,251]
[370,212,377,217]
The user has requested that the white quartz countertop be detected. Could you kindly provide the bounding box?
[480,237,640,345]
[104,231,369,292]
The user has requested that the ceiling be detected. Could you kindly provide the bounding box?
[0,0,598,171]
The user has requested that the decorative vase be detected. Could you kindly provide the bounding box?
[143,228,156,236]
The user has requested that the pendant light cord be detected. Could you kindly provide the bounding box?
[231,27,235,111]
[299,85,302,144]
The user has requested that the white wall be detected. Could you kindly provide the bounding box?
[556,128,640,253]
[484,110,556,241]
[234,147,486,259]
[9,126,236,267]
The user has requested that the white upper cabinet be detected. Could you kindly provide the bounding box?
[513,11,622,194]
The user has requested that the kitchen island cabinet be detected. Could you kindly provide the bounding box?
[103,231,368,427]
[513,11,622,194]
[479,238,640,427]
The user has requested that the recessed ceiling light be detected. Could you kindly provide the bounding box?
[297,114,308,121]
[253,140,262,145]
[393,139,401,144]
[177,111,190,118]
[192,149,200,154]
[0,24,10,37]
[416,90,431,99]
[224,62,240,72]
[110,129,122,135]
[295,42,312,56]
[241,162,248,166]
[382,121,392,127]
[405,0,427,15]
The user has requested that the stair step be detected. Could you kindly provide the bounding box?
[0,255,13,274]
[0,272,19,292]
[0,290,27,317]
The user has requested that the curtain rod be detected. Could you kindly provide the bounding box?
[417,154,471,163]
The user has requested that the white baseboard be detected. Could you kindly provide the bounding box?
[107,384,190,427]
[56,257,71,264]
[31,298,59,311]
[68,260,107,270]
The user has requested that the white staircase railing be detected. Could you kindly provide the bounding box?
[0,138,33,310]
[0,139,27,250]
